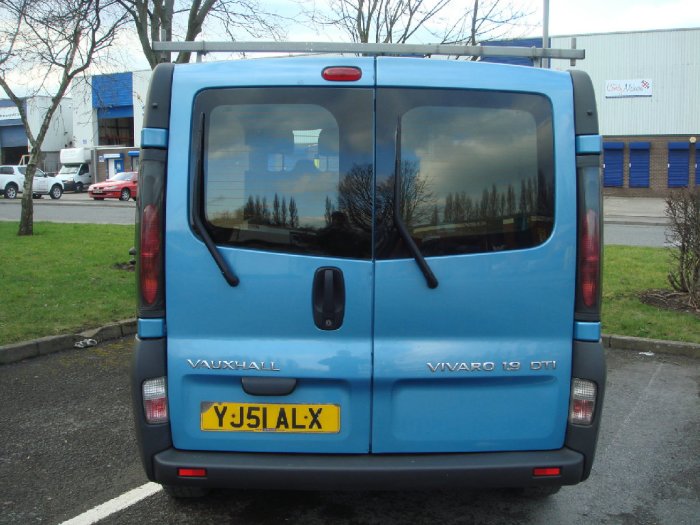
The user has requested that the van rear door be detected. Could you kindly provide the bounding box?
[165,58,375,454]
[371,58,577,453]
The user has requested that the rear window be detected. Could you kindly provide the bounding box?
[194,88,373,259]
[375,88,555,258]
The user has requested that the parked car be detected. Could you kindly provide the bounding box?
[88,171,138,201]
[0,165,63,199]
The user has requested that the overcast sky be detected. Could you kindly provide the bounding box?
[543,0,700,35]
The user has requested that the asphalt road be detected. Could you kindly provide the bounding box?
[0,193,136,225]
[0,341,698,525]
[0,194,671,247]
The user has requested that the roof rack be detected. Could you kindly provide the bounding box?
[152,40,583,66]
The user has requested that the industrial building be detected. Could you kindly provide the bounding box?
[553,27,700,195]
[0,97,72,169]
[2,27,698,192]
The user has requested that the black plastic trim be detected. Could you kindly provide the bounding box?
[241,377,297,396]
[564,340,606,480]
[131,337,172,481]
[193,112,239,286]
[143,63,175,130]
[153,448,584,491]
[393,119,438,289]
[570,70,599,136]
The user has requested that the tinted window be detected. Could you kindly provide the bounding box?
[376,89,554,258]
[195,88,373,259]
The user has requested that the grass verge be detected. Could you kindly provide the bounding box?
[0,224,698,346]
[0,222,135,345]
[603,245,700,344]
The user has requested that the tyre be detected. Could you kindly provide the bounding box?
[119,188,131,201]
[50,185,63,199]
[163,485,209,499]
[76,182,84,193]
[4,183,18,199]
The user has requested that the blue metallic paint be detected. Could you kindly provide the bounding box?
[165,57,375,453]
[138,318,166,339]
[162,56,581,455]
[372,58,577,453]
[576,135,602,154]
[574,321,601,342]
[141,128,168,149]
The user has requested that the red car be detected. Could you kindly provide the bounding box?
[88,171,138,201]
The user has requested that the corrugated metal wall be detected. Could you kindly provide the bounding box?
[552,28,700,136]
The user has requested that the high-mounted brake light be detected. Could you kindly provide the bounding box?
[140,203,161,306]
[322,66,362,82]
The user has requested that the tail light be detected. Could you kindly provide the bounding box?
[143,376,168,424]
[136,148,166,316]
[569,378,597,425]
[575,156,602,319]
[579,208,600,308]
[140,204,161,306]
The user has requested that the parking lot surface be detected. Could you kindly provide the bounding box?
[1,340,698,524]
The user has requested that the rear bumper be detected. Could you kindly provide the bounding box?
[152,447,583,491]
[132,337,605,491]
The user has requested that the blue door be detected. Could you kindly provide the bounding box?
[629,142,650,188]
[114,159,124,173]
[603,142,624,187]
[164,58,376,454]
[371,58,575,453]
[668,142,690,188]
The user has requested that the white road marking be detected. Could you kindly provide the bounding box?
[59,482,163,525]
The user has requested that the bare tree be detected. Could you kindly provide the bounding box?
[119,0,286,68]
[0,0,128,235]
[306,0,528,46]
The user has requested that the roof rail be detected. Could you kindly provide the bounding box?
[152,40,584,66]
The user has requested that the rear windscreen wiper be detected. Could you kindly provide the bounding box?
[193,113,240,287]
[393,119,438,289]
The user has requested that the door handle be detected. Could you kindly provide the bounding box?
[312,267,345,330]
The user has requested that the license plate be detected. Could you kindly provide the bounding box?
[200,402,340,433]
[93,189,103,194]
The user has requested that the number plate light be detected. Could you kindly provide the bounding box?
[143,377,168,424]
[569,378,597,426]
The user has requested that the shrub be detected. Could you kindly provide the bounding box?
[665,188,700,308]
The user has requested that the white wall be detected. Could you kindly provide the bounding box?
[26,96,73,152]
[70,77,98,148]
[132,70,152,147]
[552,28,700,136]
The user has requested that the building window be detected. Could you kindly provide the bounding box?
[98,117,134,146]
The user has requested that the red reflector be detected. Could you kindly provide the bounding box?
[322,66,362,82]
[533,467,561,477]
[140,204,161,306]
[178,468,207,478]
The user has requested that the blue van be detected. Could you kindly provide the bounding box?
[132,44,605,498]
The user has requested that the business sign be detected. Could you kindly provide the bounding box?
[605,79,653,98]
[0,106,21,120]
